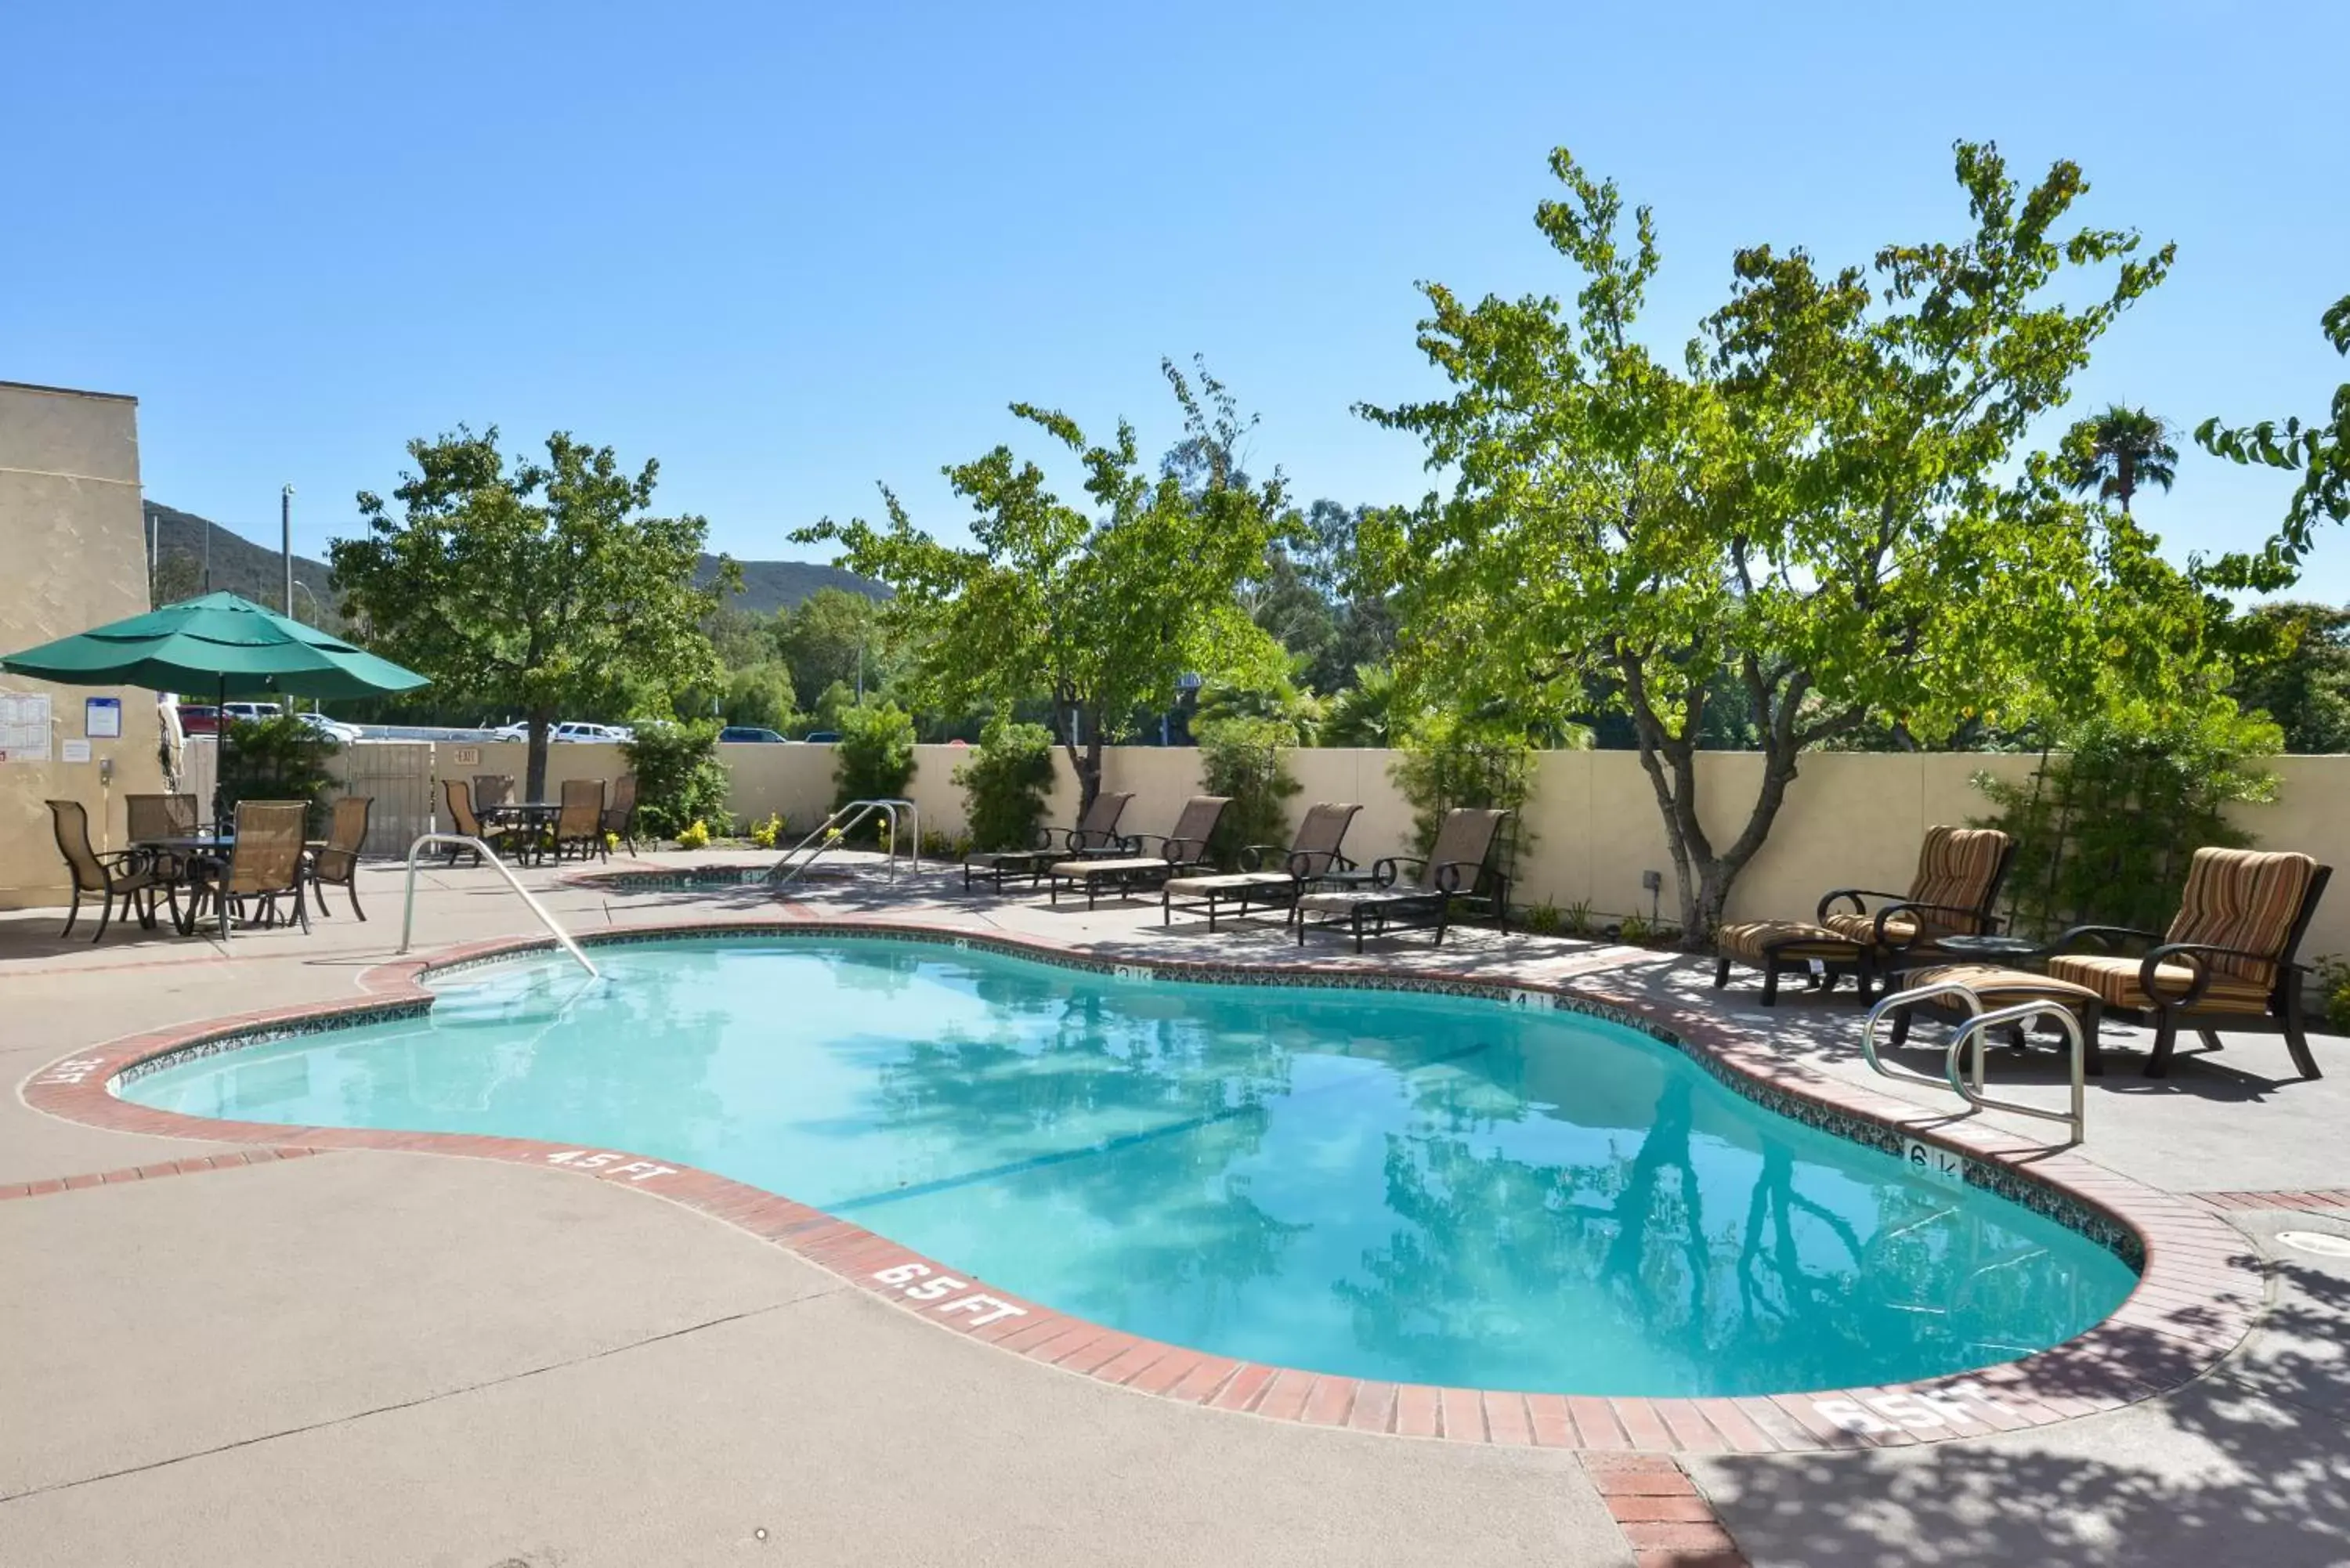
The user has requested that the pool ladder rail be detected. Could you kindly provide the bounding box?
[1862,981,2086,1146]
[399,833,599,978]
[765,798,921,892]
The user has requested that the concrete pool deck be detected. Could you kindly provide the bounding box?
[4,850,2347,1566]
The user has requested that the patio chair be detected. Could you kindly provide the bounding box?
[1162,801,1363,931]
[125,792,200,842]
[964,790,1133,893]
[1294,807,1513,953]
[46,799,174,941]
[602,773,639,854]
[473,774,515,810]
[1904,848,2330,1080]
[439,778,510,864]
[552,778,608,862]
[306,796,372,919]
[203,800,312,938]
[1713,826,2013,1005]
[1047,796,1231,911]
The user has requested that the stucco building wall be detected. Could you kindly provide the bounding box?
[0,381,167,909]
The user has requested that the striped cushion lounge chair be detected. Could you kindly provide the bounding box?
[1714,826,2012,1005]
[1047,797,1230,911]
[1161,802,1363,931]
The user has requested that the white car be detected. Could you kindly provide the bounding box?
[551,721,629,744]
[295,711,363,745]
[220,701,283,723]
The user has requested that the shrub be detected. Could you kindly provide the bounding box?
[748,812,787,850]
[952,720,1057,851]
[1195,715,1300,868]
[1972,703,2280,939]
[675,818,711,851]
[833,701,916,840]
[1523,898,1563,936]
[623,719,733,840]
[2308,956,2350,1035]
[1389,710,1535,880]
[220,714,340,835]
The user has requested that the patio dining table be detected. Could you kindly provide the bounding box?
[481,801,562,865]
[132,833,234,934]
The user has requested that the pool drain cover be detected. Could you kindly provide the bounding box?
[2276,1230,2350,1259]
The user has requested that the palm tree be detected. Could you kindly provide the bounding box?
[1321,664,1401,747]
[2062,404,2179,512]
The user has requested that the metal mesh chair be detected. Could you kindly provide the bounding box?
[554,778,607,862]
[308,796,372,919]
[46,799,172,941]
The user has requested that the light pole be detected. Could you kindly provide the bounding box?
[280,485,295,614]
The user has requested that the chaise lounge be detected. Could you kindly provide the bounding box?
[1161,801,1363,931]
[1047,796,1229,910]
[1294,807,1512,952]
[1714,826,2013,1005]
[964,790,1133,893]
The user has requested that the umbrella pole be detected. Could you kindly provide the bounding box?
[214,672,228,829]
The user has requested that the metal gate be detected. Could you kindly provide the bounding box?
[330,742,438,857]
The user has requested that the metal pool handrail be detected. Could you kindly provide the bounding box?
[399,833,598,978]
[1864,981,2085,1146]
[766,798,921,891]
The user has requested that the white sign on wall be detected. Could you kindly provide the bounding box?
[85,696,122,739]
[0,692,52,763]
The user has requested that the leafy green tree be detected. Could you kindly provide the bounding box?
[796,361,1292,812]
[2197,294,2350,573]
[722,662,800,732]
[1320,664,1405,746]
[1361,143,2177,942]
[2229,602,2350,753]
[2060,404,2178,512]
[776,587,893,706]
[333,426,735,798]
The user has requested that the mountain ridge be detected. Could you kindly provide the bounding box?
[141,503,881,620]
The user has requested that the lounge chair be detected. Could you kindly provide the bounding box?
[553,778,608,862]
[1713,826,2012,1005]
[1295,807,1512,952]
[602,773,639,854]
[1900,847,2331,1079]
[964,790,1133,893]
[47,799,175,941]
[307,796,372,919]
[1047,796,1230,910]
[1162,801,1363,931]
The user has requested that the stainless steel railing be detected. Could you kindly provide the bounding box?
[765,798,921,891]
[398,833,598,977]
[1863,981,2086,1145]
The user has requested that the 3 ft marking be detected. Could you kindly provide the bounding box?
[1112,964,1154,984]
[544,1150,677,1182]
[1813,1380,2021,1435]
[37,1057,108,1086]
[872,1262,1029,1328]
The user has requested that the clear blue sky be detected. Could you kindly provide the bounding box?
[6,2,2346,600]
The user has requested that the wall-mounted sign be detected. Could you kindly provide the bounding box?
[452,746,481,765]
[0,692,52,763]
[85,696,123,739]
[61,739,93,764]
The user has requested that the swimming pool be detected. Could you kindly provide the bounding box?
[121,935,2138,1397]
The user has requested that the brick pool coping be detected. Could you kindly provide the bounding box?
[18,913,2267,1456]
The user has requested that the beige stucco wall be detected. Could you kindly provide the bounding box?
[0,382,168,909]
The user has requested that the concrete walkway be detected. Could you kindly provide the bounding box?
[4,851,2345,1566]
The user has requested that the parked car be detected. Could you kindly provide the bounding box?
[718,725,789,743]
[551,721,629,744]
[220,701,283,724]
[174,703,220,735]
[800,731,841,743]
[295,711,363,745]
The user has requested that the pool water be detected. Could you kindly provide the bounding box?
[123,938,2138,1396]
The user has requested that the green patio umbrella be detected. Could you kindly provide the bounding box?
[2,592,428,821]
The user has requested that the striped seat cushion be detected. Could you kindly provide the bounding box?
[2161,847,2319,990]
[1821,910,1921,946]
[2044,953,2274,1013]
[1717,920,1864,963]
[1901,826,2010,937]
[1900,963,2102,1006]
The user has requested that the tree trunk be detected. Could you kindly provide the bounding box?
[526,708,554,801]
[1619,654,1806,948]
[1060,701,1103,818]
